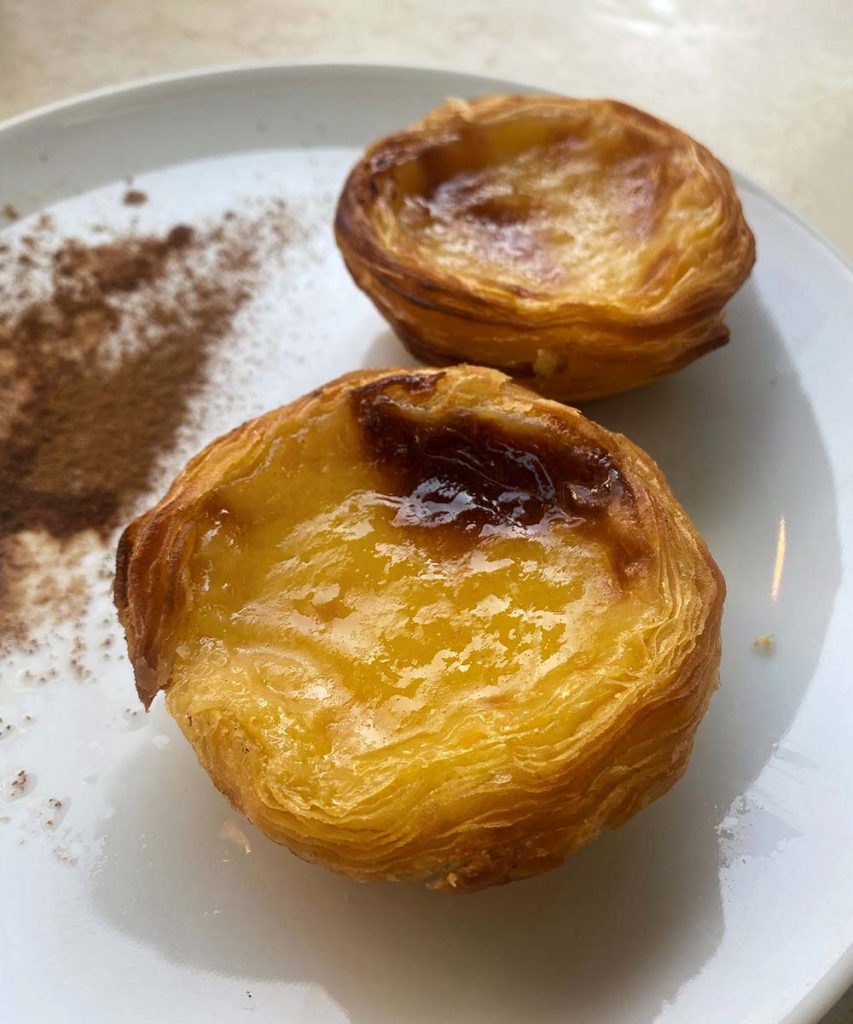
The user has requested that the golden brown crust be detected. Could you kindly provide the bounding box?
[335,95,755,401]
[115,365,724,890]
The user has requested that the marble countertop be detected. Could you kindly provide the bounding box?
[2,0,851,257]
[1,2,850,1021]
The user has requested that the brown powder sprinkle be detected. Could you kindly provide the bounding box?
[123,189,148,207]
[0,200,290,644]
[3,203,19,221]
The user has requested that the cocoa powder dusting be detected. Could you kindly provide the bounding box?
[0,202,289,644]
[122,190,148,207]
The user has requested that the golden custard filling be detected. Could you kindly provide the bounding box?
[374,106,732,309]
[169,396,657,812]
[116,366,723,889]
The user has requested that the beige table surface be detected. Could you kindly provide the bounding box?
[2,1,851,1021]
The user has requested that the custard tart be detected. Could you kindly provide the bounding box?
[335,95,756,401]
[115,365,724,890]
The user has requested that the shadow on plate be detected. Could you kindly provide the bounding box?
[359,328,422,371]
[585,281,841,829]
[92,282,840,1023]
[93,729,723,1024]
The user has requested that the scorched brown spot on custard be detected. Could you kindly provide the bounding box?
[350,372,642,575]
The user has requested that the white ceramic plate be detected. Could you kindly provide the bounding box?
[0,64,851,1024]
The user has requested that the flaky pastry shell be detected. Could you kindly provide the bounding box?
[115,365,724,891]
[335,95,756,401]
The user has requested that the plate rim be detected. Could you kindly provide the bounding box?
[0,58,849,275]
[0,58,850,1024]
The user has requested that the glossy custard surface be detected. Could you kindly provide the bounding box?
[166,375,657,821]
[383,106,726,308]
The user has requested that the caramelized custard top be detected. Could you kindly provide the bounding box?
[351,98,749,313]
[157,371,660,804]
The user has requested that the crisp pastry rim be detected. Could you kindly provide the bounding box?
[335,93,756,326]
